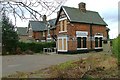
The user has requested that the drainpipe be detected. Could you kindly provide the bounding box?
[90,23,93,49]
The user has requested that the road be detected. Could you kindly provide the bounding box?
[2,53,91,77]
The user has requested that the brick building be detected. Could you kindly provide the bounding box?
[27,17,56,42]
[55,2,109,53]
[17,27,28,42]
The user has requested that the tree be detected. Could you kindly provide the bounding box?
[0,0,67,25]
[2,12,19,55]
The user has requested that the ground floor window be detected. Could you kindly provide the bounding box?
[83,37,87,48]
[58,36,67,51]
[99,37,102,47]
[95,37,102,47]
[77,37,87,49]
[77,37,81,48]
[95,37,98,47]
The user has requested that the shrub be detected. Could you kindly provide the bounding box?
[17,42,56,53]
[112,36,120,63]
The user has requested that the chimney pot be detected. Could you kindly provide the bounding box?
[43,15,47,22]
[78,2,86,12]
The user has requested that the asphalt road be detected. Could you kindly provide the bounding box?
[2,53,91,77]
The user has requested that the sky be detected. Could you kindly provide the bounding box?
[10,0,119,39]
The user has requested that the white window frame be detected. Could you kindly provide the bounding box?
[59,17,67,33]
[43,31,45,37]
[59,17,67,21]
[76,31,88,50]
[94,35,103,49]
[57,36,68,52]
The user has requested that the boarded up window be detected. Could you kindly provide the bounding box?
[60,21,63,31]
[64,38,67,50]
[59,20,67,32]
[59,39,62,50]
[64,20,67,31]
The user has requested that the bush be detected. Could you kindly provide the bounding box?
[17,42,56,53]
[112,36,120,62]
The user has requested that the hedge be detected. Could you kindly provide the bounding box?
[17,42,56,53]
[112,36,120,62]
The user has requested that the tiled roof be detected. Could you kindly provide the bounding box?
[29,18,56,31]
[17,27,28,36]
[29,21,47,31]
[57,6,107,26]
[48,18,56,29]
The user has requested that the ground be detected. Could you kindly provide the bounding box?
[2,53,92,77]
[2,51,118,79]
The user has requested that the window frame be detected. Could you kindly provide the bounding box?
[57,36,68,52]
[59,17,67,33]
[94,35,103,49]
[42,31,45,37]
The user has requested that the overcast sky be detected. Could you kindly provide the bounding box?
[11,0,119,39]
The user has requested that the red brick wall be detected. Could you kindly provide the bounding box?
[56,22,107,51]
[33,31,47,40]
[50,29,56,37]
[33,31,41,40]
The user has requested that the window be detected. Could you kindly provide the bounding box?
[58,39,62,50]
[99,37,102,47]
[95,37,102,47]
[60,21,63,31]
[77,37,87,49]
[77,37,81,48]
[95,37,98,47]
[43,31,45,37]
[60,20,67,32]
[83,37,87,48]
[58,37,68,51]
[64,38,67,50]
[64,20,67,31]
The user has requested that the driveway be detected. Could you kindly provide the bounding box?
[2,53,92,77]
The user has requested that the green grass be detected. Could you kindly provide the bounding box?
[4,52,118,78]
[55,60,77,70]
[112,36,120,63]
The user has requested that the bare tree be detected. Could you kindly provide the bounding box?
[0,0,67,25]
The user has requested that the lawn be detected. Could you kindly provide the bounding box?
[3,52,118,79]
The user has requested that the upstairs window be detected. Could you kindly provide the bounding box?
[60,19,67,32]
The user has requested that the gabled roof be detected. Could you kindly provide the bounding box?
[17,27,28,36]
[48,18,56,29]
[29,21,47,31]
[29,18,56,31]
[56,6,107,26]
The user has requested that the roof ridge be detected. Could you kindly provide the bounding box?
[61,6,107,26]
[62,6,98,13]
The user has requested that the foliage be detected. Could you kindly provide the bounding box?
[17,42,56,53]
[0,0,67,23]
[2,13,19,55]
[112,36,120,62]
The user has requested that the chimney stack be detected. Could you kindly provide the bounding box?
[78,2,86,12]
[43,15,47,22]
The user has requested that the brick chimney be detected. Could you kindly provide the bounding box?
[43,15,47,22]
[78,2,86,12]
